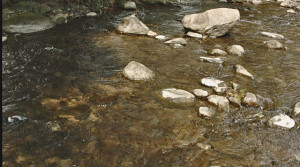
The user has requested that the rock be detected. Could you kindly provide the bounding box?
[173,44,184,48]
[46,121,61,132]
[281,0,295,7]
[232,82,240,90]
[228,45,245,56]
[294,102,300,116]
[196,143,212,150]
[211,49,227,56]
[122,1,137,10]
[295,153,300,162]
[182,8,240,37]
[251,0,263,4]
[2,36,7,42]
[3,13,55,34]
[208,95,230,112]
[201,77,226,88]
[242,92,258,106]
[229,96,241,107]
[52,13,68,25]
[235,64,254,79]
[193,89,209,97]
[198,107,215,117]
[155,35,166,41]
[256,94,274,110]
[86,12,97,16]
[164,38,187,45]
[147,30,158,37]
[200,57,225,64]
[261,32,284,39]
[161,88,195,103]
[264,40,284,49]
[214,86,227,94]
[116,14,149,35]
[8,116,27,123]
[287,9,296,13]
[268,114,295,129]
[186,31,203,38]
[123,61,154,81]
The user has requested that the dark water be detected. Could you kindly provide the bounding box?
[2,1,300,166]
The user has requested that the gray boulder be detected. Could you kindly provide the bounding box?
[123,61,154,81]
[116,14,149,35]
[181,8,240,37]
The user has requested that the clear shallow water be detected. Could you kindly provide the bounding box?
[2,1,300,166]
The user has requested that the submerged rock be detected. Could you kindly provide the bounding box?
[280,0,300,8]
[123,61,154,81]
[52,13,68,25]
[211,49,227,56]
[201,77,226,88]
[268,114,295,129]
[208,95,229,112]
[196,143,212,150]
[198,107,216,117]
[116,14,149,35]
[161,88,195,103]
[264,40,284,49]
[181,8,240,37]
[242,92,258,106]
[294,102,300,116]
[186,31,203,38]
[235,64,254,79]
[164,38,187,45]
[193,89,209,97]
[200,57,225,64]
[261,32,284,39]
[228,45,245,56]
[256,94,274,110]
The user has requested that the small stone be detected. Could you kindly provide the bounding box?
[294,102,300,116]
[295,153,300,162]
[2,36,7,42]
[200,57,225,64]
[229,96,241,107]
[173,44,184,48]
[155,35,166,41]
[86,12,97,16]
[211,49,227,56]
[242,92,258,106]
[123,61,155,81]
[264,40,284,49]
[52,13,68,24]
[193,89,209,97]
[256,94,274,110]
[261,32,284,39]
[251,0,263,5]
[122,1,137,10]
[164,38,187,45]
[268,114,295,129]
[232,82,240,90]
[116,14,149,35]
[201,77,226,88]
[196,143,212,150]
[186,31,203,38]
[214,86,227,94]
[287,9,296,13]
[198,107,215,117]
[228,45,245,56]
[207,95,230,112]
[235,64,254,79]
[161,88,195,103]
[147,30,158,37]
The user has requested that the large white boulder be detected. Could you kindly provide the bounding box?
[161,88,195,103]
[181,8,240,37]
[123,61,154,81]
[116,14,149,35]
[268,114,295,129]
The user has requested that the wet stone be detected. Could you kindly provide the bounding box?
[211,49,227,56]
[186,31,203,38]
[264,40,284,49]
[207,95,230,112]
[161,88,195,103]
[287,9,296,13]
[251,0,263,5]
[2,36,7,42]
[229,96,242,107]
[122,1,137,10]
[147,30,158,37]
[294,102,300,116]
[52,13,68,25]
[232,82,240,90]
[193,89,209,97]
[201,77,226,88]
[256,94,274,110]
[196,143,212,150]
[198,107,215,117]
[213,85,227,94]
[228,45,245,56]
[261,32,284,39]
[86,12,97,16]
[116,14,149,35]
[268,114,295,129]
[200,56,225,64]
[235,64,254,79]
[242,92,258,106]
[123,61,155,81]
[155,35,166,41]
[164,38,187,45]
[173,44,184,48]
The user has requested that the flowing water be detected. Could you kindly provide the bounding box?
[2,1,300,166]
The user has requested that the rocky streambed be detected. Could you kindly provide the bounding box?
[2,0,300,166]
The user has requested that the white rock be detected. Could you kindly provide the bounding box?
[264,40,284,49]
[161,88,195,103]
[214,86,227,94]
[235,64,254,79]
[201,77,226,88]
[147,30,158,37]
[268,114,295,129]
[8,115,27,122]
[2,36,7,42]
[196,143,212,150]
[287,9,296,13]
[208,95,230,112]
[122,1,137,10]
[198,107,215,117]
[200,57,225,64]
[186,31,203,38]
[280,0,294,7]
[211,49,227,56]
[86,12,97,16]
[155,35,166,41]
[193,89,209,97]
[228,45,245,56]
[251,0,263,5]
[229,96,241,107]
[173,44,184,48]
[261,32,284,39]
[232,82,240,90]
[164,38,187,45]
[294,102,300,116]
[116,14,149,35]
[182,8,240,37]
[123,61,154,81]
[242,92,258,106]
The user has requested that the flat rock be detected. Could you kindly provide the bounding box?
[86,12,97,16]
[164,38,187,45]
[201,77,226,88]
[256,94,274,110]
[294,102,300,116]
[200,57,225,64]
[214,86,227,94]
[155,35,166,41]
[186,31,203,38]
[261,32,284,39]
[173,44,184,48]
[182,8,240,37]
[161,88,195,103]
[242,92,258,106]
[211,49,227,56]
[268,114,295,129]
[196,143,212,150]
[147,30,158,37]
[287,9,296,13]
[116,14,149,35]
[193,89,209,97]
[207,95,230,112]
[264,40,284,49]
[235,64,254,79]
[228,45,245,56]
[198,107,216,117]
[123,61,154,81]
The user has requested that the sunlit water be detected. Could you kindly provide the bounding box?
[2,1,300,166]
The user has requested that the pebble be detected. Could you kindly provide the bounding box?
[235,64,254,79]
[123,61,155,81]
[287,9,296,13]
[198,107,215,117]
[161,88,195,103]
[201,77,226,88]
[193,89,209,97]
[86,12,97,16]
[155,35,166,41]
[196,143,212,150]
[211,49,227,56]
[147,30,158,37]
[264,40,284,49]
[242,92,258,106]
[2,36,7,42]
[164,38,187,45]
[228,45,245,56]
[186,31,203,38]
[200,57,225,64]
[261,32,284,39]
[208,95,230,112]
[268,114,295,129]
